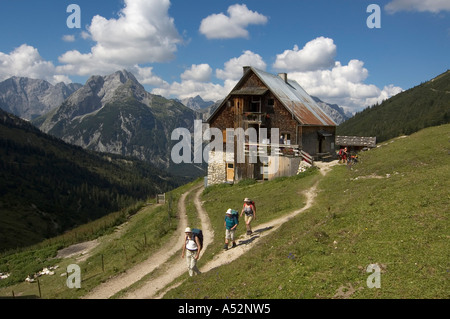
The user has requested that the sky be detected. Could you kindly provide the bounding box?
[0,0,449,114]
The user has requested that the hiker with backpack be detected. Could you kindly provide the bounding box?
[241,198,256,236]
[224,208,239,250]
[181,227,202,276]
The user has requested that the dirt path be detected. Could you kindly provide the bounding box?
[83,186,198,299]
[122,186,214,299]
[83,160,338,299]
[151,183,319,298]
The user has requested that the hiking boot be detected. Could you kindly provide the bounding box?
[232,242,237,248]
[223,244,228,250]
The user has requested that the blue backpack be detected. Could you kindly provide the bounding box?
[230,209,239,222]
[191,228,203,247]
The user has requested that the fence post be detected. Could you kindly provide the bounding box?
[167,193,173,227]
[37,279,42,298]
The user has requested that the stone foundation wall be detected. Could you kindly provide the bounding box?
[207,150,227,185]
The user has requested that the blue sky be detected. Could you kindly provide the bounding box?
[0,0,449,113]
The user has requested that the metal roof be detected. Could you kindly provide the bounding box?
[207,66,336,126]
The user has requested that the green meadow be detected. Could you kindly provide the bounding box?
[0,124,448,299]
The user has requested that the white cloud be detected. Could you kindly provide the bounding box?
[152,79,235,101]
[0,44,71,84]
[216,50,267,80]
[199,4,268,39]
[57,0,181,76]
[153,50,267,101]
[288,60,403,113]
[62,35,76,42]
[270,37,403,113]
[130,65,167,86]
[273,37,336,72]
[385,0,450,13]
[181,64,212,82]
[151,61,234,101]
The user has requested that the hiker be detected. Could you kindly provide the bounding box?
[181,227,201,276]
[224,208,238,250]
[240,198,256,235]
[338,148,344,163]
[342,147,348,163]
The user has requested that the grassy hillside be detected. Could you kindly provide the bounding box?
[337,70,450,143]
[0,178,201,297]
[165,123,449,299]
[1,124,447,299]
[0,109,187,252]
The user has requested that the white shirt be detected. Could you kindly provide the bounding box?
[185,236,198,251]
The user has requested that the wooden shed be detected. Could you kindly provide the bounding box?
[206,66,336,185]
[336,136,377,152]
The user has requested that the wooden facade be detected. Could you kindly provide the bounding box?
[206,67,336,184]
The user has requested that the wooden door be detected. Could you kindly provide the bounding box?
[226,163,235,182]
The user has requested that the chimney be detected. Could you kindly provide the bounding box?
[278,73,288,83]
[243,66,251,75]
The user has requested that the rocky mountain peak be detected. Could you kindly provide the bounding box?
[180,95,215,110]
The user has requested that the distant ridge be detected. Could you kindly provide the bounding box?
[337,69,450,142]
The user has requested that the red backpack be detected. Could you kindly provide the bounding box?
[243,200,256,213]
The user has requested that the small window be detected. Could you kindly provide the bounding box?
[250,96,261,112]
[267,99,275,113]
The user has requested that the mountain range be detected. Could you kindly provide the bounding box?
[31,70,203,177]
[0,77,82,120]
